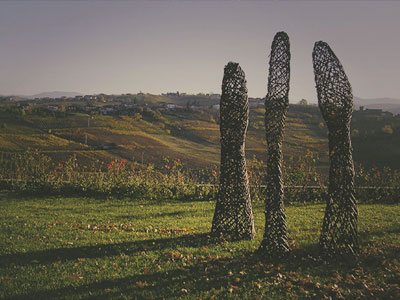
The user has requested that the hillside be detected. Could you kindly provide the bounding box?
[26,91,83,99]
[354,96,400,115]
[0,96,399,172]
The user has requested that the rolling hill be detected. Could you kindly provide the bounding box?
[354,96,400,115]
[26,91,83,99]
[0,97,399,173]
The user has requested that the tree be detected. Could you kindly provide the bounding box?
[259,32,291,257]
[313,41,358,257]
[211,62,255,239]
[98,95,106,103]
[351,129,360,137]
[382,125,393,134]
[298,99,308,106]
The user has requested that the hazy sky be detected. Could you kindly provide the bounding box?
[1,1,399,102]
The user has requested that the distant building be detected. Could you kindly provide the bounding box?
[123,104,135,109]
[101,143,116,150]
[84,95,97,101]
[66,105,77,112]
[47,105,59,111]
[83,106,97,111]
[99,107,114,115]
[189,106,202,111]
[166,104,176,109]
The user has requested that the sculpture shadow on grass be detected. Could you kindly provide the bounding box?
[6,241,398,300]
[0,233,215,267]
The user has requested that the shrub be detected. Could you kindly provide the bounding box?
[0,150,398,203]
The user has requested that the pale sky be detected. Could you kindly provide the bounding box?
[0,1,399,102]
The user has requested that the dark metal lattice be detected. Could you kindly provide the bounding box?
[259,32,291,256]
[211,62,256,239]
[312,41,358,257]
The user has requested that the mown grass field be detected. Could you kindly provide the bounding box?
[0,193,398,299]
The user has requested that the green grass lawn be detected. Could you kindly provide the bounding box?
[0,193,399,299]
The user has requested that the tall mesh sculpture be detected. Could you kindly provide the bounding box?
[259,32,291,256]
[211,62,256,239]
[312,41,358,257]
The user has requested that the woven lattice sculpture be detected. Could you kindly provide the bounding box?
[211,62,256,239]
[312,41,358,257]
[259,32,291,256]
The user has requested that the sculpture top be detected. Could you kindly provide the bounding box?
[265,31,291,138]
[220,62,249,145]
[312,41,353,127]
[266,31,291,102]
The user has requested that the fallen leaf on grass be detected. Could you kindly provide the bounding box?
[136,281,148,288]
[168,251,182,260]
[254,282,262,289]
[285,281,293,288]
[299,275,313,286]
[345,274,356,285]
[53,261,62,267]
[69,273,83,280]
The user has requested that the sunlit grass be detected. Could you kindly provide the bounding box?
[0,193,398,299]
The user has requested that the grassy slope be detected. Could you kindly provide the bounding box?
[1,104,399,171]
[0,194,399,299]
[0,105,325,167]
